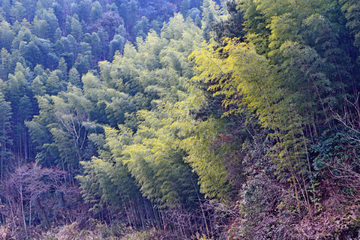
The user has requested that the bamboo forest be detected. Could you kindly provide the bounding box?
[0,0,359,239]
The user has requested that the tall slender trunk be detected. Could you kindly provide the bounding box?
[191,178,209,237]
[1,144,4,180]
[19,185,27,235]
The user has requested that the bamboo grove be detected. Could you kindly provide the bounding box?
[0,0,359,239]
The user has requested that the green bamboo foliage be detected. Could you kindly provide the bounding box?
[107,103,199,209]
[182,117,232,199]
[77,132,149,227]
[190,38,318,214]
[78,12,207,214]
[27,83,92,169]
[340,0,360,51]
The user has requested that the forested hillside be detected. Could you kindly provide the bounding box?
[0,0,359,239]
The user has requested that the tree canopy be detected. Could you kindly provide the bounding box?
[0,0,360,239]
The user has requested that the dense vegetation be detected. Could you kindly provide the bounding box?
[0,0,359,239]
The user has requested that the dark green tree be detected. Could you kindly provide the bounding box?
[91,1,103,23]
[70,14,83,42]
[10,1,26,23]
[68,67,81,88]
[108,34,125,60]
[0,90,13,180]
[180,0,190,18]
[0,20,14,51]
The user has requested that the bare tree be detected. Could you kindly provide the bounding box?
[0,163,88,239]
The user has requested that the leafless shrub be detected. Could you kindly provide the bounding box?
[0,163,91,239]
[0,224,11,240]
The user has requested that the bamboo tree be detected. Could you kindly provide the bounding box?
[190,38,316,214]
[0,90,12,180]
